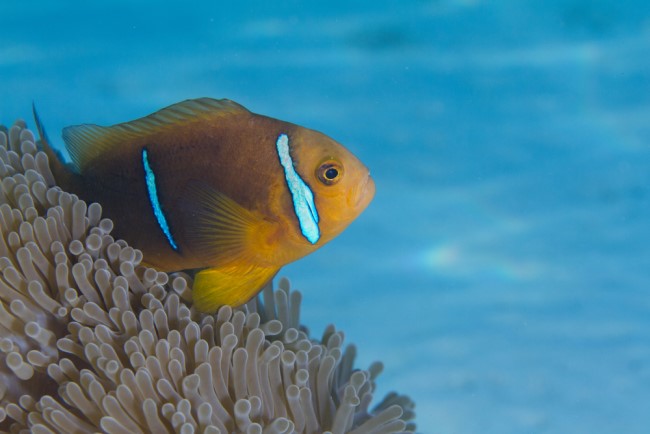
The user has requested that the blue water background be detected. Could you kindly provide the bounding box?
[3,1,650,432]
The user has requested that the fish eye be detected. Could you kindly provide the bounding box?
[317,161,343,185]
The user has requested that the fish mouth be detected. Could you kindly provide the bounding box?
[351,172,375,210]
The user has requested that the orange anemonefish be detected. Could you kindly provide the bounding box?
[34,98,375,312]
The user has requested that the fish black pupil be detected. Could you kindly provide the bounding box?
[325,168,338,179]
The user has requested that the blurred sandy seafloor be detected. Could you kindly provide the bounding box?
[2,0,650,433]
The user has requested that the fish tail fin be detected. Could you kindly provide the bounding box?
[192,265,279,312]
[32,103,80,189]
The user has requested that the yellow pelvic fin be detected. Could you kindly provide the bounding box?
[185,184,277,267]
[62,98,250,172]
[192,264,279,312]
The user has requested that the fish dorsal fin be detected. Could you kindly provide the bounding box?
[183,182,278,267]
[62,98,249,172]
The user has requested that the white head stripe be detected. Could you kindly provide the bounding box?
[276,134,320,244]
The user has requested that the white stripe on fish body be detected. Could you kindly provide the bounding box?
[142,147,179,250]
[276,134,320,244]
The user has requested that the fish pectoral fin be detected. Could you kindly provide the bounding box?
[62,98,250,173]
[184,185,282,313]
[192,264,279,312]
[183,183,277,266]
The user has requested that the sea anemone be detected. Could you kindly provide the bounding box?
[0,120,415,433]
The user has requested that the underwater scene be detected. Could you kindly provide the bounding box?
[2,0,650,433]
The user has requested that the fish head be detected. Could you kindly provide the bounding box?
[289,127,375,243]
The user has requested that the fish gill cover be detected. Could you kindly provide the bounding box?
[0,121,415,433]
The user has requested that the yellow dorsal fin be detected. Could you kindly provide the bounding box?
[192,265,279,311]
[62,98,249,172]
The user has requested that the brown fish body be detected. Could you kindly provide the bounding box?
[39,98,375,311]
[73,112,306,270]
